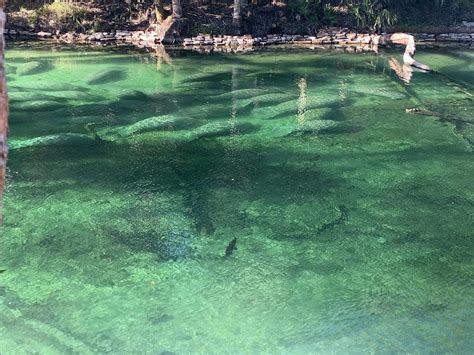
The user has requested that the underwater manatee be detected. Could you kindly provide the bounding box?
[350,87,408,99]
[265,119,344,137]
[47,91,103,101]
[213,88,284,100]
[9,133,96,150]
[301,108,338,121]
[192,121,257,139]
[5,64,17,74]
[253,96,339,120]
[178,101,254,121]
[118,89,150,101]
[248,93,299,107]
[287,120,357,136]
[99,115,185,139]
[16,61,50,76]
[86,67,128,85]
[8,91,59,103]
[15,100,69,112]
[10,81,88,92]
[9,90,101,103]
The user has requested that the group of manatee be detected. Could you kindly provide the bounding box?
[7,58,427,150]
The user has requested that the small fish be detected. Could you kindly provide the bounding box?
[224,238,237,258]
[318,205,349,233]
[0,269,5,274]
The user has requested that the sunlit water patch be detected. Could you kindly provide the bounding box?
[1,44,473,353]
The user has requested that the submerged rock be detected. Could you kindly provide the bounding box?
[9,133,96,150]
[86,68,128,85]
[16,61,50,76]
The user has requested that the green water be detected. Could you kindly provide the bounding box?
[1,43,473,353]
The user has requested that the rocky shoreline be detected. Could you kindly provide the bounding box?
[5,27,474,52]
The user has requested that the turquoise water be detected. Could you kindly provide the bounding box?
[1,43,473,353]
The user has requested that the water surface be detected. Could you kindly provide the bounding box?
[1,43,473,353]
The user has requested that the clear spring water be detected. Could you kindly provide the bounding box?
[1,43,473,353]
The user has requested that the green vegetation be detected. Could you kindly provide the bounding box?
[8,0,93,32]
[348,0,397,32]
[39,1,90,31]
[5,0,474,36]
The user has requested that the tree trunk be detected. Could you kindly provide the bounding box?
[233,0,241,27]
[154,0,166,24]
[172,0,182,18]
[0,0,8,224]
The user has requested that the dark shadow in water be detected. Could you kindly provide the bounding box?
[5,137,342,258]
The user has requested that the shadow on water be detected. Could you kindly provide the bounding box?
[5,137,342,260]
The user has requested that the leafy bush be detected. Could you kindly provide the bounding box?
[39,1,90,25]
[285,0,343,26]
[348,0,397,32]
[38,0,89,29]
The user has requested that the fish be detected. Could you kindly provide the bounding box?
[318,205,349,233]
[0,269,6,274]
[224,238,237,258]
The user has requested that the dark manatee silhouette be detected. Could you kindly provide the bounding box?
[213,87,284,100]
[9,92,60,103]
[9,90,102,103]
[15,100,69,112]
[96,115,188,138]
[118,89,150,101]
[8,133,97,150]
[86,67,128,85]
[16,61,52,76]
[192,121,258,140]
[287,120,362,137]
[5,63,17,74]
[10,81,89,92]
